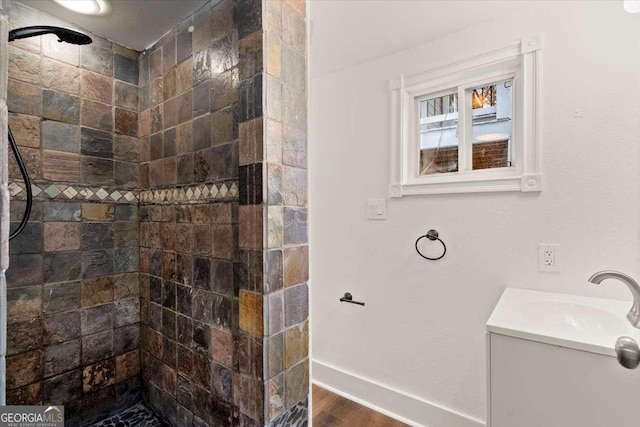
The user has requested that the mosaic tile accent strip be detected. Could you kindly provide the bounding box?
[84,403,166,427]
[139,182,239,204]
[8,181,139,203]
[8,181,239,205]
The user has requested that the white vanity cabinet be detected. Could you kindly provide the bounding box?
[486,289,640,427]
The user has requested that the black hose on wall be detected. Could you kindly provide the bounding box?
[8,126,32,240]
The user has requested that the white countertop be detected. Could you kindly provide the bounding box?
[486,288,640,357]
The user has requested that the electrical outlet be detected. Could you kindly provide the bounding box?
[538,244,561,272]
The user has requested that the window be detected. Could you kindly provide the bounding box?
[390,36,542,196]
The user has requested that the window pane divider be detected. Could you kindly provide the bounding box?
[457,86,470,172]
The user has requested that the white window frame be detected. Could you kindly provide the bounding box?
[390,36,542,197]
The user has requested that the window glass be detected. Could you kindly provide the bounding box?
[418,92,459,175]
[471,80,513,170]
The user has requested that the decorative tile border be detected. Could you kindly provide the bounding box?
[8,181,240,205]
[8,181,139,203]
[139,182,239,204]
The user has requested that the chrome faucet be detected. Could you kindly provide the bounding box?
[588,270,640,328]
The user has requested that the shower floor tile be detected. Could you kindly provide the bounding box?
[87,403,166,427]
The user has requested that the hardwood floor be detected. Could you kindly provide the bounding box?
[312,384,408,427]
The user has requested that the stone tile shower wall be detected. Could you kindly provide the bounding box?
[4,2,140,425]
[0,0,308,425]
[137,0,251,424]
[259,1,309,424]
[137,0,309,425]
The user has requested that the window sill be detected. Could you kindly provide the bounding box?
[389,173,542,196]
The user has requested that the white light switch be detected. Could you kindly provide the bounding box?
[366,199,387,220]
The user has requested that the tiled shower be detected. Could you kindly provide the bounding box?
[0,0,309,425]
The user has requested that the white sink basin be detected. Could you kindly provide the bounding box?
[487,288,640,357]
[521,301,624,336]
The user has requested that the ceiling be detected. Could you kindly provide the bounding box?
[309,0,530,79]
[18,0,209,51]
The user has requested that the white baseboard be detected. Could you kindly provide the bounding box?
[312,360,485,427]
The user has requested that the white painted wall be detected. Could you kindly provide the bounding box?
[309,1,640,425]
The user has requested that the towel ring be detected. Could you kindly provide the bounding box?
[415,229,447,261]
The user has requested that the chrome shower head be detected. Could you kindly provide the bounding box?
[9,26,92,45]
